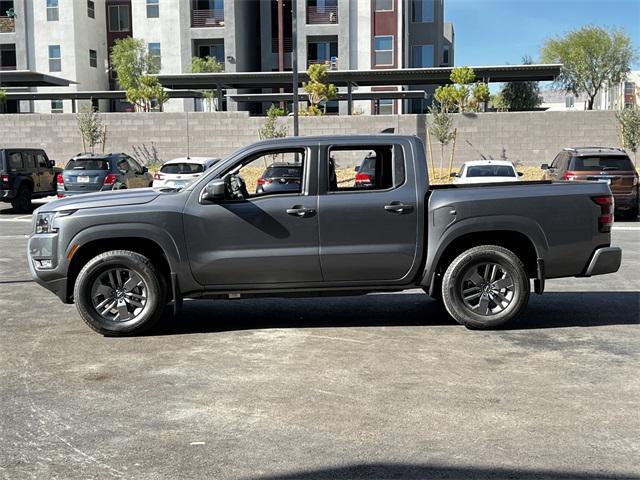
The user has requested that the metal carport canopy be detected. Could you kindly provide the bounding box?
[3,90,203,101]
[228,91,427,102]
[0,70,75,87]
[156,64,562,89]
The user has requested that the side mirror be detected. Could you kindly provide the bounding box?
[517,172,523,177]
[541,164,549,170]
[449,172,458,178]
[201,179,226,203]
[142,166,149,173]
[47,160,55,168]
[354,165,360,172]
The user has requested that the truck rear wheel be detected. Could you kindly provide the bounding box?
[441,245,530,329]
[11,185,32,213]
[73,250,167,336]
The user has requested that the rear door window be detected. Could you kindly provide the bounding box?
[8,152,23,171]
[327,145,403,192]
[161,163,205,174]
[573,156,634,171]
[22,152,36,169]
[65,158,110,170]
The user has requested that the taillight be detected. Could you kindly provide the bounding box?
[1,173,8,185]
[56,174,64,187]
[104,174,117,186]
[257,178,272,185]
[563,171,577,181]
[592,195,614,233]
[154,173,164,180]
[355,172,372,184]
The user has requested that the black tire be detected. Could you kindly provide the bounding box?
[441,245,530,329]
[73,250,167,336]
[11,185,32,213]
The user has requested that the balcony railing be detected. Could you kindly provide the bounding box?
[307,59,337,70]
[271,37,293,53]
[191,9,224,28]
[307,5,338,24]
[0,16,16,33]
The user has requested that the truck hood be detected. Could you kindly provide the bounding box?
[44,188,161,212]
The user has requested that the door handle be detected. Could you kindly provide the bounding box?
[384,202,414,214]
[286,206,316,217]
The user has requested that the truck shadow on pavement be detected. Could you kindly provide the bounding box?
[154,291,639,336]
[240,463,639,480]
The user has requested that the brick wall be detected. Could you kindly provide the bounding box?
[0,110,621,168]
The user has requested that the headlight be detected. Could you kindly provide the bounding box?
[35,212,57,234]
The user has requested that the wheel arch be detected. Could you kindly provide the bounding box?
[65,226,183,302]
[421,216,548,291]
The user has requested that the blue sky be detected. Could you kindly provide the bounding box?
[445,0,640,68]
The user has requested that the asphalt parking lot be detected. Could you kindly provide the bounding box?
[0,200,639,480]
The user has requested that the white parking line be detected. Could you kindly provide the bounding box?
[612,226,640,231]
[0,235,29,239]
[0,217,32,222]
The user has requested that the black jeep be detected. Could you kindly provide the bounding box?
[0,148,60,212]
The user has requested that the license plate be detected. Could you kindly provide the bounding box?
[77,176,90,183]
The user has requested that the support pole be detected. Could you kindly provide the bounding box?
[278,0,285,109]
[347,82,353,115]
[292,0,299,136]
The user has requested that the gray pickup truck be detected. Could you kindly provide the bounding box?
[28,135,622,336]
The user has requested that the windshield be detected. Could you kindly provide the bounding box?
[160,163,205,174]
[263,166,302,178]
[65,158,109,170]
[466,165,516,178]
[573,156,634,171]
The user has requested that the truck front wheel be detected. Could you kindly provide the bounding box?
[73,250,167,336]
[441,245,530,329]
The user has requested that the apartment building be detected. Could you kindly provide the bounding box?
[0,0,454,115]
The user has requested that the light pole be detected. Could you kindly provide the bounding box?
[292,0,299,136]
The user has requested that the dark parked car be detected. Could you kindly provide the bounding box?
[29,135,621,336]
[57,153,154,198]
[0,148,60,212]
[354,153,376,188]
[542,147,639,219]
[256,162,302,194]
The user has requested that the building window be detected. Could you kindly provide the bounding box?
[198,43,225,63]
[624,82,634,95]
[411,0,434,22]
[374,36,393,66]
[375,99,394,115]
[411,44,434,68]
[442,45,450,65]
[46,0,59,21]
[148,43,161,72]
[48,45,61,72]
[87,0,95,18]
[147,0,159,18]
[51,100,63,113]
[565,95,575,109]
[375,0,393,11]
[108,5,130,32]
[89,49,97,68]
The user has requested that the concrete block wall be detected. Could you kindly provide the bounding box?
[0,111,621,168]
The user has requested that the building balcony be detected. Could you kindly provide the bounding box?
[191,9,224,28]
[306,5,338,25]
[0,16,15,33]
[307,59,337,70]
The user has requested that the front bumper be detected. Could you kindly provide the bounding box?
[582,247,622,277]
[27,233,70,303]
